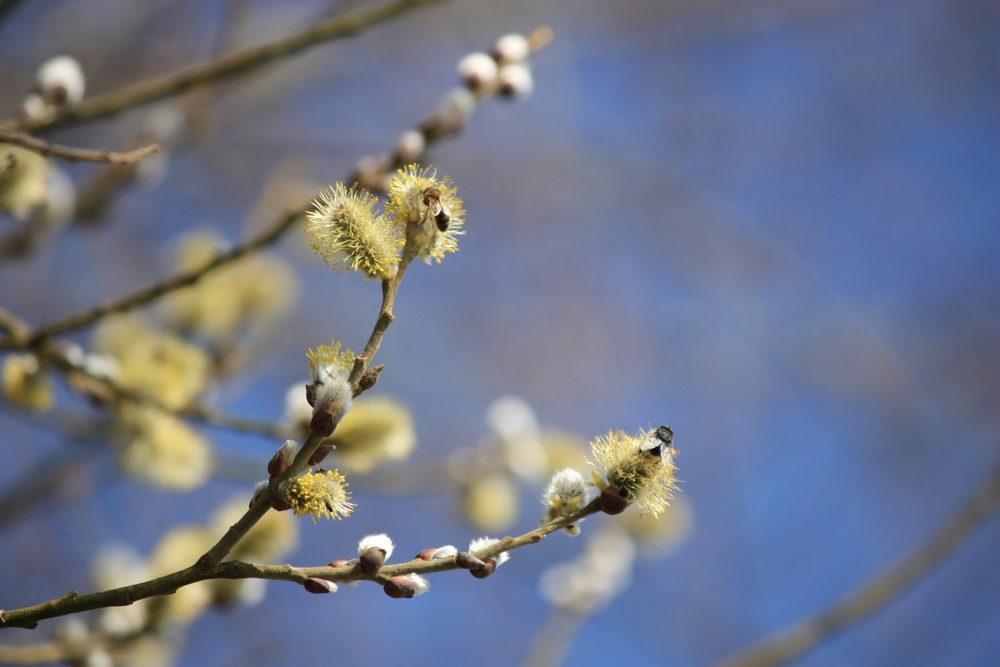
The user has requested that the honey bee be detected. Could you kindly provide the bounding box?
[640,425,673,463]
[422,187,451,231]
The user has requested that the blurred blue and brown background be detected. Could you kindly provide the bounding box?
[1,1,998,666]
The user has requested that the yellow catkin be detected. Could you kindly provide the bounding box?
[587,428,679,518]
[284,469,355,522]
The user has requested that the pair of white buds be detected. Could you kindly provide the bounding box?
[458,33,535,98]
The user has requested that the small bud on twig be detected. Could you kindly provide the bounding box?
[308,444,334,466]
[359,547,386,574]
[249,480,269,508]
[384,576,415,599]
[269,488,291,512]
[470,560,497,579]
[310,408,335,437]
[455,552,486,570]
[599,485,629,515]
[303,577,336,594]
[268,440,297,477]
[415,548,437,561]
[358,364,384,392]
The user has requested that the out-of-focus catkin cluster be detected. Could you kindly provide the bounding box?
[0,141,76,254]
[306,165,464,271]
[285,385,417,474]
[93,316,214,489]
[2,352,54,411]
[448,396,593,532]
[163,230,298,352]
[353,27,551,194]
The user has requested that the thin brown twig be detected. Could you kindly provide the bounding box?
[0,127,159,165]
[5,0,443,134]
[710,461,1000,667]
[0,490,601,630]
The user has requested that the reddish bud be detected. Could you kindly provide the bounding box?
[415,548,438,561]
[358,364,384,392]
[455,552,486,570]
[267,452,286,477]
[599,486,629,515]
[308,444,334,466]
[310,409,335,437]
[269,489,290,512]
[303,577,334,594]
[328,559,350,568]
[470,560,497,579]
[384,576,415,599]
[359,547,386,574]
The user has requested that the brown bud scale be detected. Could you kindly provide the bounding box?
[599,485,629,515]
[384,576,415,599]
[455,552,486,570]
[308,444,334,466]
[359,547,386,574]
[303,577,333,594]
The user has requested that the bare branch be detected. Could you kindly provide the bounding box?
[5,0,443,134]
[0,127,159,165]
[710,461,1000,667]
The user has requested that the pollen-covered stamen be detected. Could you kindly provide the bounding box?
[283,469,354,523]
[386,164,465,264]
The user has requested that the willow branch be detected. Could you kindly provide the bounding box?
[710,462,1000,667]
[0,495,601,630]
[0,127,159,165]
[346,228,419,392]
[352,25,553,192]
[0,209,302,350]
[5,0,442,134]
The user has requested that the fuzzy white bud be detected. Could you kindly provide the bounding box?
[37,55,85,106]
[432,545,458,559]
[21,93,45,120]
[494,34,531,64]
[358,533,395,559]
[498,63,534,98]
[395,130,425,163]
[543,468,588,514]
[406,573,431,596]
[469,537,510,567]
[250,480,269,507]
[458,52,499,88]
